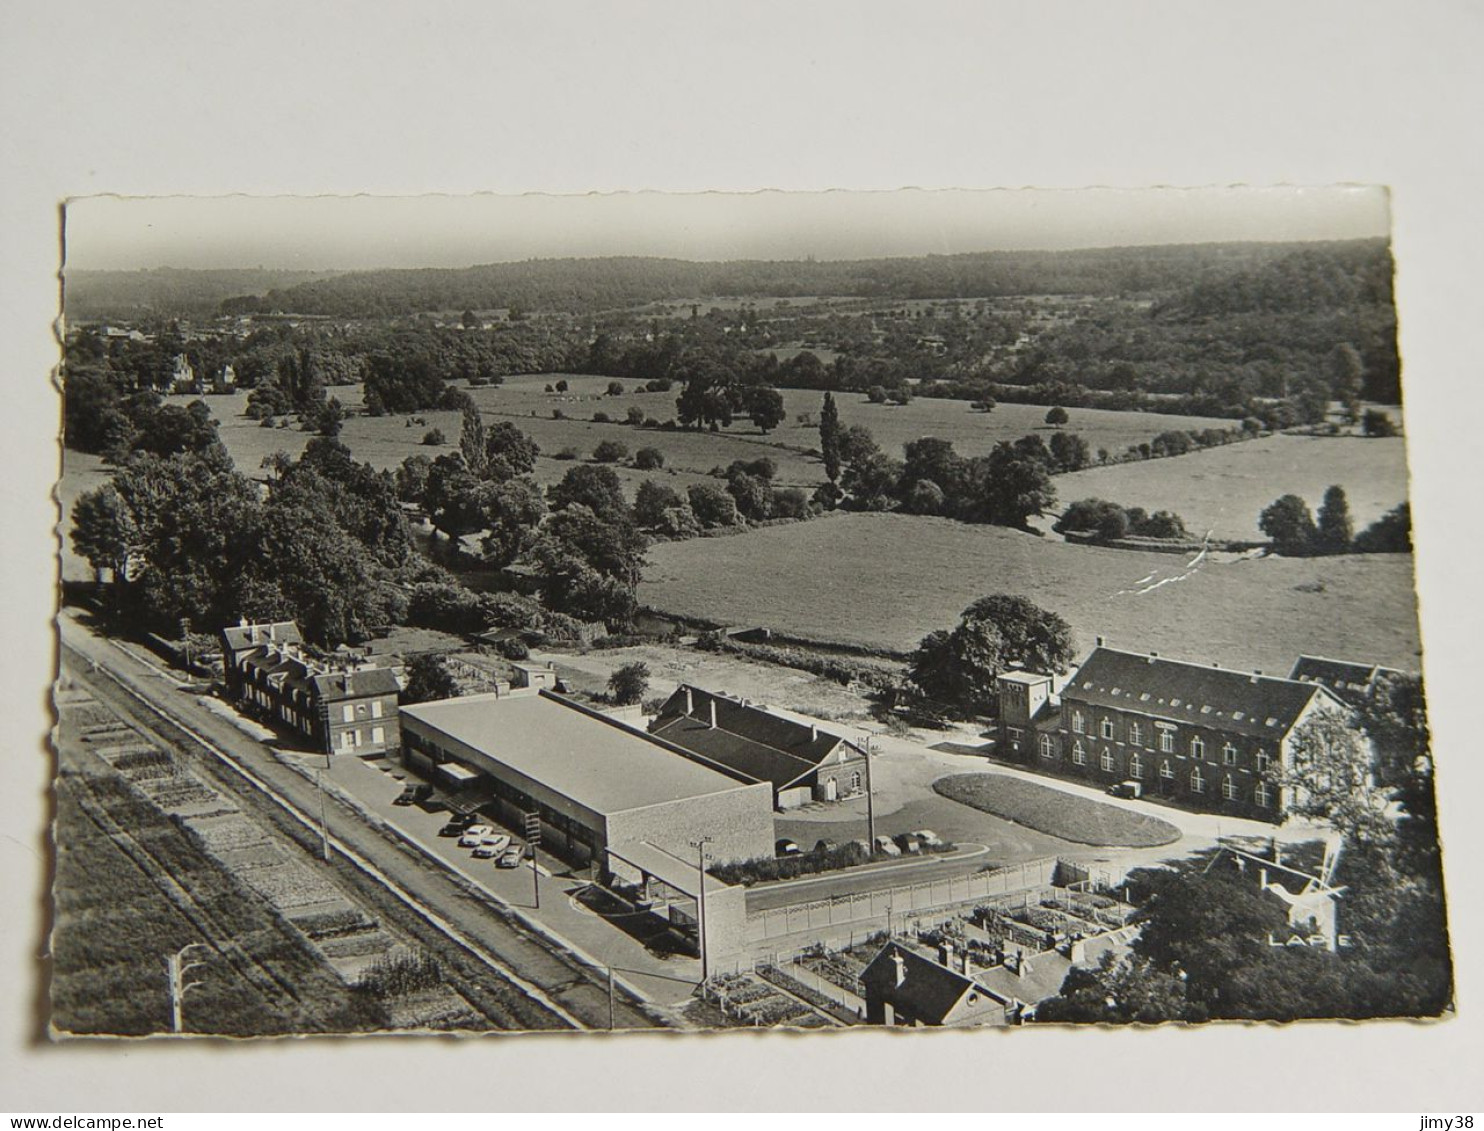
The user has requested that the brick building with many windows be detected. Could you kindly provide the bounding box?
[220,620,402,757]
[997,641,1354,821]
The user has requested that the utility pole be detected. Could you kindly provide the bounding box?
[607,965,616,1031]
[315,770,330,861]
[690,836,712,983]
[166,943,208,1034]
[525,812,542,910]
[862,734,877,851]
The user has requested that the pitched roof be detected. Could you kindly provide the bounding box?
[310,667,401,701]
[221,621,303,653]
[1061,647,1338,740]
[649,686,862,792]
[861,943,983,1025]
[1289,655,1406,705]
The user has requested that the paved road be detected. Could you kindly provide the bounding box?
[59,612,666,1031]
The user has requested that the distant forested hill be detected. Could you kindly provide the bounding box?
[64,268,343,321]
[224,240,1393,318]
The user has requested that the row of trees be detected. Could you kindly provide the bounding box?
[1052,498,1189,542]
[1259,487,1412,556]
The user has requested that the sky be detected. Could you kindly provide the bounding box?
[63,185,1390,273]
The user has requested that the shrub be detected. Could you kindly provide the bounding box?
[592,411,611,424]
[554,379,569,392]
[592,439,628,463]
[498,637,530,660]
[608,661,650,705]
[554,446,580,461]
[606,380,625,396]
[634,447,665,470]
[552,408,566,420]
[421,428,445,446]
[644,378,672,393]
[626,407,646,427]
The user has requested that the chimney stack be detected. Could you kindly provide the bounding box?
[1095,635,1105,648]
[684,687,693,716]
[938,940,955,968]
[709,700,717,729]
[892,950,906,988]
[810,723,818,742]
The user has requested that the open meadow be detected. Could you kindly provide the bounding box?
[640,511,1424,674]
[150,376,1237,500]
[1052,431,1412,540]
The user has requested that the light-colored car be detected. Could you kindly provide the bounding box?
[496,845,524,868]
[471,834,512,858]
[874,835,901,858]
[914,829,944,848]
[458,825,497,848]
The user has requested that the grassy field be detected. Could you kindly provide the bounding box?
[1053,431,1412,540]
[139,375,1235,499]
[933,773,1182,847]
[640,511,1424,674]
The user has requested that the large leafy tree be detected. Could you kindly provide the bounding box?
[746,386,786,434]
[1274,710,1393,847]
[477,476,546,568]
[546,463,629,523]
[909,594,1075,715]
[402,653,461,705]
[1315,484,1353,554]
[1259,493,1319,556]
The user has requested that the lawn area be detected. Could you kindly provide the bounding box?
[933,772,1182,848]
[640,511,1423,674]
[1053,431,1412,540]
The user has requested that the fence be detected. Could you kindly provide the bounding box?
[745,857,1059,945]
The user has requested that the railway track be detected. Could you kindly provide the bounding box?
[59,625,670,1032]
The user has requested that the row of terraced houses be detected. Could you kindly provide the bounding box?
[996,639,1405,822]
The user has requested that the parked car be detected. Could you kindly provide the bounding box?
[496,845,524,868]
[458,825,497,847]
[846,838,873,859]
[775,838,801,857]
[874,835,901,857]
[438,814,479,837]
[394,783,433,806]
[894,832,923,854]
[1109,780,1144,799]
[914,829,944,848]
[813,839,837,855]
[471,834,513,859]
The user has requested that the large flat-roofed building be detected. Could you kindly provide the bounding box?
[399,689,774,872]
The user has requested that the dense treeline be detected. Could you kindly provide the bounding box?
[223,241,1386,318]
[65,268,338,321]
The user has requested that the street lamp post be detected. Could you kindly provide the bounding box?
[690,836,712,983]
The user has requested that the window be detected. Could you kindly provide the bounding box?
[1072,740,1086,766]
[1255,781,1272,808]
[1223,742,1238,765]
[371,725,385,744]
[1100,749,1115,772]
[1222,776,1238,800]
[1159,730,1174,754]
[1100,718,1115,740]
[1160,760,1173,779]
[353,729,363,748]
[339,731,353,750]
[1255,749,1270,773]
[1190,766,1205,794]
[849,771,862,792]
[342,703,355,724]
[372,701,383,719]
[1128,722,1142,746]
[1129,753,1143,779]
[1039,734,1055,760]
[1190,736,1205,760]
[1072,710,1085,734]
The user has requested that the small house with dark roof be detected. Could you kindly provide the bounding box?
[648,685,868,809]
[220,620,401,757]
[1288,655,1409,708]
[998,639,1353,821]
[860,941,1016,1027]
